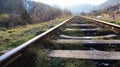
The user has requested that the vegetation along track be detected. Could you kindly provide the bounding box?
[1,16,120,67]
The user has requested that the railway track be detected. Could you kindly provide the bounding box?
[0,16,120,67]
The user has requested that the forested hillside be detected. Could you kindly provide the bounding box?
[99,0,120,9]
[89,0,120,25]
[0,0,71,29]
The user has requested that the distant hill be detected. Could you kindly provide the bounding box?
[66,0,120,13]
[68,4,95,13]
[99,0,120,9]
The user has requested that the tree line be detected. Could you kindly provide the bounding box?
[0,0,72,29]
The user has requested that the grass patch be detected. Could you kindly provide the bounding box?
[0,16,71,53]
[49,58,97,67]
[8,45,97,67]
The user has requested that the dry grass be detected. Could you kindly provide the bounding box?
[0,16,71,52]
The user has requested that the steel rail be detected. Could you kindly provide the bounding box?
[0,16,74,66]
[80,16,120,33]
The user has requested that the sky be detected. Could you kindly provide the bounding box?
[32,0,107,8]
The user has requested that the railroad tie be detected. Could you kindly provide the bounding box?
[53,39,120,44]
[65,28,101,32]
[47,50,120,60]
[68,24,97,27]
[59,34,117,40]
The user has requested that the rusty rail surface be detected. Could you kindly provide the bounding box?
[80,16,120,33]
[0,16,74,67]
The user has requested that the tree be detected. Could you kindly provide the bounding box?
[0,0,72,28]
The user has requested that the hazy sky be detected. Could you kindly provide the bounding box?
[32,0,107,7]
